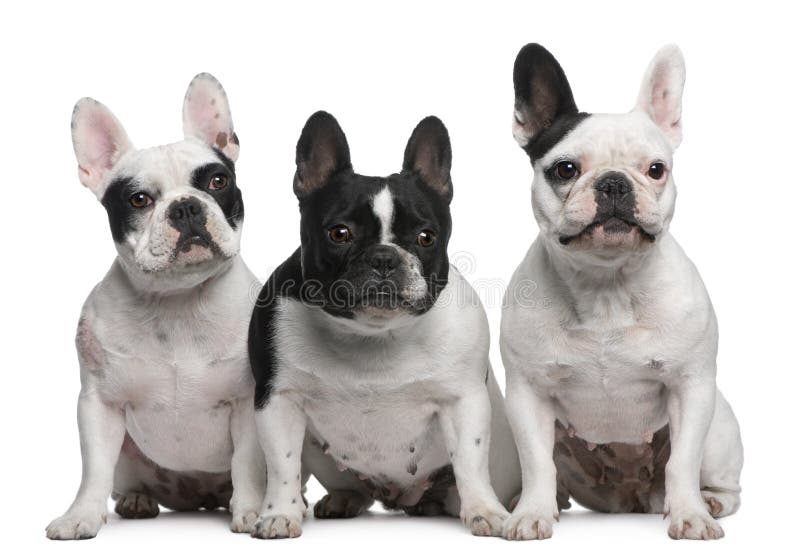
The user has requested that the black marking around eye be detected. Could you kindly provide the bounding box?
[101,176,144,243]
[190,159,243,228]
[524,112,590,164]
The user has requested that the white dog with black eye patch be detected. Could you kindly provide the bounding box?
[501,44,743,541]
[46,75,265,539]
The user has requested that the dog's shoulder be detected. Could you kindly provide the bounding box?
[249,248,303,408]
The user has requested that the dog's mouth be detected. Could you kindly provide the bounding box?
[177,234,211,251]
[170,233,225,264]
[559,216,656,246]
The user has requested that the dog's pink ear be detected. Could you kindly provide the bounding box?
[635,45,686,149]
[71,98,134,197]
[183,73,239,161]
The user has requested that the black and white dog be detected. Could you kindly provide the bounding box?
[47,75,265,539]
[248,112,520,538]
[501,44,743,540]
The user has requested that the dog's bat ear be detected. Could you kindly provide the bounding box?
[71,98,134,198]
[512,43,579,149]
[293,111,352,198]
[183,73,240,161]
[634,45,686,149]
[402,116,453,204]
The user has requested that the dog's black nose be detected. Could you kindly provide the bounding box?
[168,198,206,233]
[594,171,632,199]
[368,245,401,277]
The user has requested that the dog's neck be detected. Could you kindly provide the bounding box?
[113,255,239,303]
[542,235,666,328]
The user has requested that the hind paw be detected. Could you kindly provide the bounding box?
[702,489,740,518]
[114,492,160,519]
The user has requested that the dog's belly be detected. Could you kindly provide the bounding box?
[124,403,234,472]
[548,376,669,445]
[304,395,451,499]
[553,420,670,514]
[116,432,233,511]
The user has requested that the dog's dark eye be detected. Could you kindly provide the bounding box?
[208,174,229,191]
[554,161,579,180]
[328,225,351,244]
[647,163,666,180]
[129,192,153,209]
[417,230,436,247]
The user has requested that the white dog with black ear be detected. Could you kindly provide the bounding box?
[501,44,743,540]
[46,74,265,539]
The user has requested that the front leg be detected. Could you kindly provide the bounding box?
[502,375,559,540]
[229,396,266,534]
[251,393,307,539]
[46,389,126,540]
[438,388,509,537]
[664,374,723,540]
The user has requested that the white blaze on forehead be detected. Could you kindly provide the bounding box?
[371,186,395,244]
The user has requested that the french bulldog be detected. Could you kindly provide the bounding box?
[46,74,265,539]
[500,44,743,540]
[247,112,520,539]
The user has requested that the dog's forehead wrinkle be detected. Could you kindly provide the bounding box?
[546,113,671,165]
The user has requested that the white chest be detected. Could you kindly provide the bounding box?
[295,370,451,487]
[536,326,672,444]
[94,312,252,472]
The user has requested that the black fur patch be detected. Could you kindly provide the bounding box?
[190,161,244,228]
[101,176,146,243]
[512,43,589,163]
[250,249,303,409]
[295,170,451,319]
[524,112,590,163]
[250,115,454,409]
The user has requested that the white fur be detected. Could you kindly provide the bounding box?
[253,269,521,538]
[501,46,742,541]
[371,186,395,244]
[47,76,264,540]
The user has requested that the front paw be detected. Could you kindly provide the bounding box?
[666,505,724,540]
[46,510,107,540]
[461,502,509,537]
[251,514,302,539]
[503,506,558,540]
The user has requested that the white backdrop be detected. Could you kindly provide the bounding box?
[2,1,797,556]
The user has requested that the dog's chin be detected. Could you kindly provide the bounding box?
[558,218,656,252]
[133,238,235,278]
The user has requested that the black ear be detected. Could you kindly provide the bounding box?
[293,111,352,197]
[402,116,453,204]
[512,44,579,151]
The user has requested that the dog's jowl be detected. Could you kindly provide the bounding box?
[500,44,743,540]
[248,112,520,539]
[47,75,265,539]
